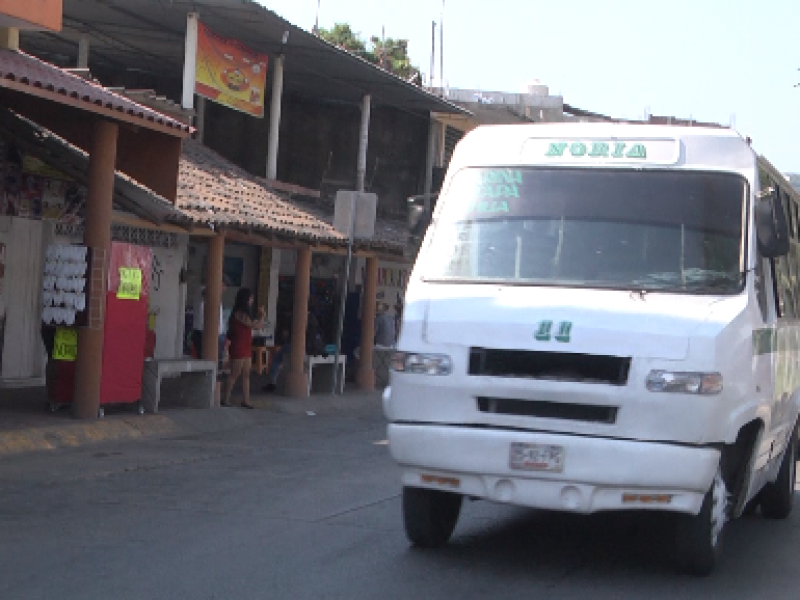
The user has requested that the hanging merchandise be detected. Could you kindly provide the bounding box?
[41,244,89,327]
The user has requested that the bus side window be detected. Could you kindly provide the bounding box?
[770,255,796,319]
[769,259,783,319]
[755,253,769,322]
[785,193,795,240]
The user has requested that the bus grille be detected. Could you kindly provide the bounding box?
[468,348,631,385]
[477,397,618,424]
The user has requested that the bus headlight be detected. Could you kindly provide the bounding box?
[391,352,453,376]
[646,370,723,395]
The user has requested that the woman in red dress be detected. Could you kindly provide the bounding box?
[222,288,265,408]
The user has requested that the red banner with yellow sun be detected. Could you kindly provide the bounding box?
[195,21,269,118]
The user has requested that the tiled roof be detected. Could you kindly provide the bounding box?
[1,104,407,254]
[0,49,191,134]
[177,139,408,252]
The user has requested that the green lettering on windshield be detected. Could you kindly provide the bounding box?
[588,142,609,157]
[626,144,647,159]
[554,321,573,343]
[535,320,553,341]
[570,142,587,157]
[545,142,568,156]
[476,170,521,203]
[471,199,510,214]
[544,140,648,160]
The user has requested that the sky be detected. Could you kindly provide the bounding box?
[260,0,800,174]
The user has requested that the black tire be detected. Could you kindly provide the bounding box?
[742,496,759,517]
[675,468,726,577]
[402,486,462,548]
[760,430,797,520]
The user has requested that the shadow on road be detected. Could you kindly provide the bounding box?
[397,496,798,584]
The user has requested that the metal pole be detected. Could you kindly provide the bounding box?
[430,21,435,91]
[332,94,371,394]
[330,195,356,394]
[440,1,444,91]
[77,35,90,69]
[195,96,206,143]
[266,54,285,180]
[355,94,371,193]
[424,117,436,213]
[181,12,199,110]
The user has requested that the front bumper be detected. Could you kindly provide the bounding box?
[388,423,720,515]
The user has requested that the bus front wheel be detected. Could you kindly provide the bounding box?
[674,467,726,576]
[760,430,797,520]
[402,486,462,548]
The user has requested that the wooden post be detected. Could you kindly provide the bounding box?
[203,233,225,363]
[286,247,311,397]
[73,119,118,419]
[357,256,378,391]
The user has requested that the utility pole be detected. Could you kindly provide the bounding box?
[430,21,436,91]
[440,0,445,91]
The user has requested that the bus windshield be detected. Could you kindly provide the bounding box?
[423,167,747,294]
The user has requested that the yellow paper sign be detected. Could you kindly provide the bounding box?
[118,267,142,300]
[53,327,78,361]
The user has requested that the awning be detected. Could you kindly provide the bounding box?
[0,48,191,135]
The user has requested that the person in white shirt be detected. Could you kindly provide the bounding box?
[191,279,227,358]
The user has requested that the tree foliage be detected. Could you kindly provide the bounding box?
[318,23,420,81]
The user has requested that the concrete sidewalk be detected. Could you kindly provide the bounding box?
[0,381,384,457]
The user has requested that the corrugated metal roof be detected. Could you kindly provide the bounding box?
[0,48,192,134]
[21,0,467,116]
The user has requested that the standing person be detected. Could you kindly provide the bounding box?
[191,279,227,358]
[375,302,396,348]
[222,288,265,409]
[191,286,205,358]
[262,304,325,392]
[40,323,57,401]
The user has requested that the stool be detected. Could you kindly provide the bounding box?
[252,346,268,374]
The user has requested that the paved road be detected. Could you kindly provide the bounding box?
[1,400,797,599]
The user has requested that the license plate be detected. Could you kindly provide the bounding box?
[509,442,565,472]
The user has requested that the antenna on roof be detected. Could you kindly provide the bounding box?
[440,0,445,92]
[313,0,321,34]
[430,20,436,91]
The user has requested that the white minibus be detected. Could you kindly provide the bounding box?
[384,123,800,576]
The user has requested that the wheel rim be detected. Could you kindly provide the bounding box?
[710,469,727,547]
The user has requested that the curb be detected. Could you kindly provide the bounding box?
[0,391,384,457]
[0,414,182,457]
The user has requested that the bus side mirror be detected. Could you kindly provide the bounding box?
[756,189,790,258]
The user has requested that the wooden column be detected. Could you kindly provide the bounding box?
[202,233,225,363]
[286,247,311,397]
[73,119,118,419]
[357,256,379,391]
